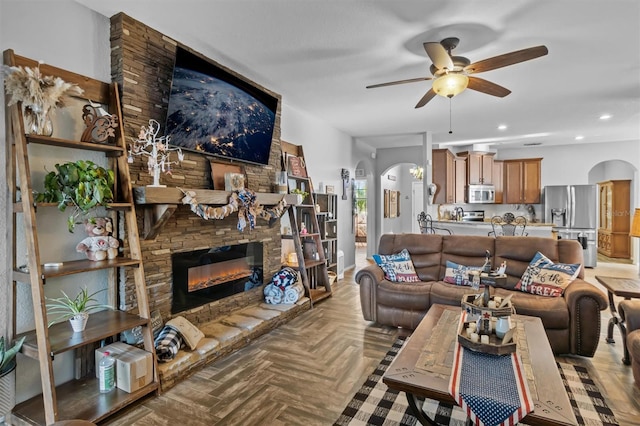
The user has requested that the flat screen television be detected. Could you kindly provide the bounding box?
[165,46,278,166]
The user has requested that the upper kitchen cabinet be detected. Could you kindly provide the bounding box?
[458,151,495,185]
[432,148,455,204]
[492,160,504,204]
[503,158,542,204]
[454,157,466,204]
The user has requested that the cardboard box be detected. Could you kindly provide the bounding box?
[95,342,153,393]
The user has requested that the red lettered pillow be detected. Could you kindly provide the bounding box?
[516,252,580,297]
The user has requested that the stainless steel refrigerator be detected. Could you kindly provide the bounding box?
[543,185,598,268]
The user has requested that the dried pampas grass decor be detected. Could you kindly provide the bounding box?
[3,61,83,135]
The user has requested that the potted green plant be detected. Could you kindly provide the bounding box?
[46,287,111,332]
[35,160,115,232]
[0,335,25,418]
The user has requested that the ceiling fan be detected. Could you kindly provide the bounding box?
[366,37,548,108]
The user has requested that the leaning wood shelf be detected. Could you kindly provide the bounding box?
[13,378,158,426]
[18,310,150,359]
[5,49,157,425]
[132,186,301,240]
[13,257,140,281]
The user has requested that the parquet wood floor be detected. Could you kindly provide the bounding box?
[97,255,639,425]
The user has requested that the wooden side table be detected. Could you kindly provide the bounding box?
[595,275,640,365]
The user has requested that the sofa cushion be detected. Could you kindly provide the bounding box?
[377,280,431,310]
[494,288,569,329]
[378,234,443,281]
[443,261,483,287]
[515,252,580,297]
[373,249,420,283]
[429,281,476,307]
[440,236,494,280]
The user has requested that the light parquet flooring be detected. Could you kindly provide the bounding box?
[100,253,640,425]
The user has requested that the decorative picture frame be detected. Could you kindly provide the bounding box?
[287,155,308,177]
[210,160,243,190]
[326,185,335,194]
[224,172,245,191]
[390,190,398,218]
[384,189,390,218]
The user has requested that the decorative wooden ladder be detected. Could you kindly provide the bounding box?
[281,141,332,305]
[5,50,157,425]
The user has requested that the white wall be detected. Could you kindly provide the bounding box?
[280,104,356,268]
[1,0,112,403]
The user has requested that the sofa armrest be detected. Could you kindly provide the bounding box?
[620,300,640,333]
[563,279,608,356]
[355,265,385,322]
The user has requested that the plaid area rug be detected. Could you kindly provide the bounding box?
[334,338,619,426]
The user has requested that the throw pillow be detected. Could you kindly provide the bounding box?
[166,316,204,350]
[443,261,483,286]
[515,252,580,297]
[372,249,420,283]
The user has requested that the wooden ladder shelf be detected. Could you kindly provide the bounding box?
[281,141,332,305]
[4,49,158,425]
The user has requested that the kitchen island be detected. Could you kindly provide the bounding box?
[433,220,556,238]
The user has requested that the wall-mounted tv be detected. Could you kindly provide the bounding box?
[166,46,278,166]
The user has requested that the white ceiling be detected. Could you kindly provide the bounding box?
[77,0,640,151]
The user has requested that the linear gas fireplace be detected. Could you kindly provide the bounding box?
[172,242,263,314]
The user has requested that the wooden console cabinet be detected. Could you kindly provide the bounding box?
[598,179,631,258]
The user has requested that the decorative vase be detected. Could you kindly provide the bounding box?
[24,104,53,136]
[495,316,510,339]
[70,312,89,333]
[0,361,16,421]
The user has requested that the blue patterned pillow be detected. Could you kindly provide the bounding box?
[373,249,420,283]
[443,261,483,286]
[516,252,580,297]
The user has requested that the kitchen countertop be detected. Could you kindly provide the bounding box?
[434,220,555,227]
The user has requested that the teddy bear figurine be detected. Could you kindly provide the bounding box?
[75,217,120,261]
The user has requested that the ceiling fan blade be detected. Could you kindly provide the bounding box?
[366,76,432,89]
[467,76,511,97]
[465,45,548,74]
[415,88,437,108]
[424,42,454,71]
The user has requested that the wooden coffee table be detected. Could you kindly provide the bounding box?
[383,304,577,426]
[595,275,640,365]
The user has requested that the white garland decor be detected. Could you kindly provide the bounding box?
[179,188,287,232]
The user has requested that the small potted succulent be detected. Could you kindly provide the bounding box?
[0,335,26,418]
[46,287,111,333]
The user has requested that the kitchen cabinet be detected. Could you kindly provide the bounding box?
[454,157,466,203]
[503,158,542,204]
[432,148,455,204]
[597,180,630,258]
[459,151,495,185]
[492,160,504,204]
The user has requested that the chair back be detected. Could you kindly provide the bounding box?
[489,214,527,236]
[417,212,452,235]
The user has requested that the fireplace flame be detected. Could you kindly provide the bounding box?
[188,258,252,292]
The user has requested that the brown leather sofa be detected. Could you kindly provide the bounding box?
[356,234,607,357]
[619,300,640,386]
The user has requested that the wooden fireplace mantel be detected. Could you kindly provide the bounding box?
[132,186,301,240]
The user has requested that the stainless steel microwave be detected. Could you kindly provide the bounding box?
[467,184,495,204]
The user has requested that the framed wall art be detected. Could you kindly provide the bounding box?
[384,189,390,218]
[390,190,398,218]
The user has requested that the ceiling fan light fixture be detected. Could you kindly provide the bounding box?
[432,73,469,98]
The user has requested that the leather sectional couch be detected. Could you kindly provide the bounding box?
[619,300,640,386]
[356,234,608,357]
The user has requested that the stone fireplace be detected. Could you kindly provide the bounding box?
[171,242,263,313]
[110,13,285,328]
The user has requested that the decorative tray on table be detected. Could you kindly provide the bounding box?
[458,319,517,355]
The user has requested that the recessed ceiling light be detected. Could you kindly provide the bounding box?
[523,142,542,146]
[498,124,507,130]
[599,114,612,120]
[575,135,584,140]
